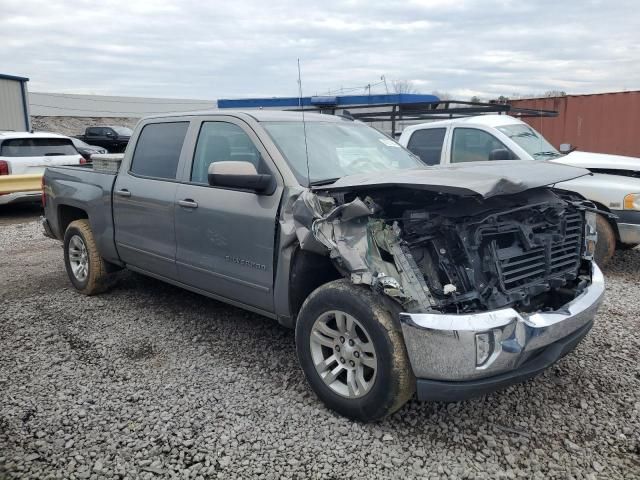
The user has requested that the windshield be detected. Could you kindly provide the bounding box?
[110,126,133,136]
[0,138,79,157]
[496,123,562,160]
[262,121,422,185]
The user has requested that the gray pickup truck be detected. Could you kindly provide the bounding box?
[43,110,605,421]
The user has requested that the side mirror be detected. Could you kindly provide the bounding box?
[105,131,115,137]
[488,148,512,161]
[559,143,574,154]
[208,161,273,193]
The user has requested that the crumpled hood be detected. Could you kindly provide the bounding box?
[553,151,640,171]
[315,160,590,199]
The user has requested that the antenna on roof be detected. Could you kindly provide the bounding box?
[297,58,311,186]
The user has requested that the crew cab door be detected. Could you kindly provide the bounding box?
[174,117,283,311]
[113,121,190,279]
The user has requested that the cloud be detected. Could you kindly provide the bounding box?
[1,0,638,99]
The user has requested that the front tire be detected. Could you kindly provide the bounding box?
[594,214,616,267]
[63,219,110,295]
[295,280,415,421]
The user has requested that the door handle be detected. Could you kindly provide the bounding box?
[115,189,131,197]
[178,199,198,209]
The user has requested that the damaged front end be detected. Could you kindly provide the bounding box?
[291,186,597,315]
[288,183,604,399]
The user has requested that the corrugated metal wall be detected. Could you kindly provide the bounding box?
[511,91,640,157]
[0,78,27,131]
[29,92,216,117]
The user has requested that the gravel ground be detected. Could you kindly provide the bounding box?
[0,203,42,227]
[0,219,639,479]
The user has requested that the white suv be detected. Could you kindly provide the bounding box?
[0,132,85,205]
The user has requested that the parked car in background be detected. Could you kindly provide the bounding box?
[70,137,108,161]
[398,115,640,266]
[75,126,133,153]
[42,111,604,421]
[0,132,85,205]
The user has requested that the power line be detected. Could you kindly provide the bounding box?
[324,79,387,96]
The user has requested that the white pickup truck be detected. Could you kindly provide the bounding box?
[398,115,640,265]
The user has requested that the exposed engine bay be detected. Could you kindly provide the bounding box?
[290,186,597,314]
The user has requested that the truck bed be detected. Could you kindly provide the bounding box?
[43,165,120,265]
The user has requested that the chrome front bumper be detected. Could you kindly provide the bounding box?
[612,210,640,245]
[400,263,605,383]
[618,223,640,245]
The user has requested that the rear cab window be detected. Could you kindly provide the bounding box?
[406,128,446,165]
[129,122,189,180]
[0,138,78,157]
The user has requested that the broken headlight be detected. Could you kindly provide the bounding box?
[583,211,597,260]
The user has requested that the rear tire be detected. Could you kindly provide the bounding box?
[63,219,110,295]
[594,214,616,267]
[295,280,415,421]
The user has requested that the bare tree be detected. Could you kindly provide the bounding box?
[544,90,567,97]
[392,80,418,94]
[432,90,452,100]
[469,95,481,103]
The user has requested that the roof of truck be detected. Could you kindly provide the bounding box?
[142,109,350,123]
[405,114,524,131]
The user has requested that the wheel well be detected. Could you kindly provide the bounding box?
[289,249,342,322]
[58,205,88,235]
[591,201,620,241]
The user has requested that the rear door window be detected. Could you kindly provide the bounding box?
[0,138,78,157]
[406,128,446,165]
[130,122,189,180]
[86,128,100,136]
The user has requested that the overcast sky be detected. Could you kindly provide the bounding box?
[3,0,638,100]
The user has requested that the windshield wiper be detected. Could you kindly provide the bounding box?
[512,132,537,138]
[309,177,340,187]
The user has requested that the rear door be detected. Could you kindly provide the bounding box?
[0,137,83,174]
[174,117,283,311]
[113,121,189,279]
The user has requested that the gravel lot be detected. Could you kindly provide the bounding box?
[1,216,639,479]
